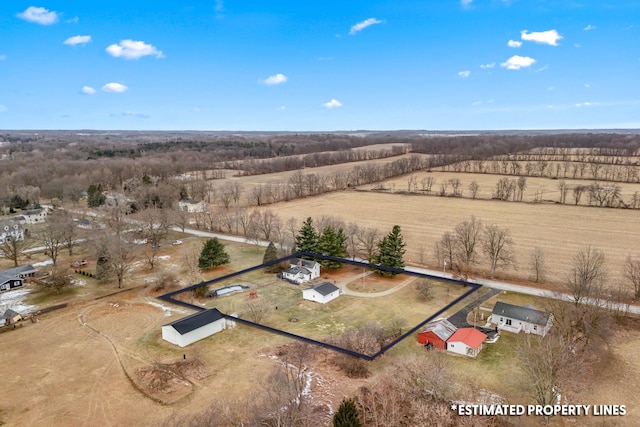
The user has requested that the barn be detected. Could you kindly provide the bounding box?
[302,282,340,304]
[446,327,487,357]
[162,308,226,347]
[490,301,553,337]
[417,318,457,350]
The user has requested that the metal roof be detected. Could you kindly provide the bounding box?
[420,318,458,341]
[309,281,339,296]
[164,308,225,335]
[448,327,487,349]
[492,301,550,326]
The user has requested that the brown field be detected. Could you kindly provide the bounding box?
[360,170,640,205]
[261,190,640,288]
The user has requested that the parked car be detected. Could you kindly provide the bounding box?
[71,260,88,268]
[172,240,183,245]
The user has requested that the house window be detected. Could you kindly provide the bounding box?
[506,319,512,326]
[533,325,538,331]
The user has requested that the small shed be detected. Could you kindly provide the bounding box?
[302,282,340,304]
[490,301,553,336]
[1,309,23,326]
[417,318,457,350]
[447,328,487,357]
[162,308,226,347]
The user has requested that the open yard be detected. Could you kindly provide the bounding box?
[262,190,640,290]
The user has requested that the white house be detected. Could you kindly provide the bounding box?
[302,282,340,304]
[162,308,227,347]
[178,199,207,213]
[446,327,487,357]
[490,301,553,337]
[0,265,37,292]
[282,258,321,284]
[0,220,24,244]
[21,208,48,224]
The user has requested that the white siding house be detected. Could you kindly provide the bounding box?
[178,199,207,213]
[490,301,553,337]
[0,221,24,243]
[282,259,321,284]
[302,282,340,304]
[162,308,226,347]
[21,208,48,224]
[446,328,487,357]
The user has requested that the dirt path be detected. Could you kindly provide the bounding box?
[337,272,416,298]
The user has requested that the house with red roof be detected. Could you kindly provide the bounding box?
[446,327,487,358]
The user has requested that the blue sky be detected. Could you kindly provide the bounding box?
[1,1,639,131]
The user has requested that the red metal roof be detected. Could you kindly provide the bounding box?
[447,328,487,350]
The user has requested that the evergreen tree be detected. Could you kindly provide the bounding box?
[198,238,230,270]
[333,398,361,427]
[318,226,348,269]
[262,241,279,272]
[87,184,106,208]
[372,225,406,277]
[295,217,319,255]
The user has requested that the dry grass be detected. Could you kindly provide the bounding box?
[263,190,640,290]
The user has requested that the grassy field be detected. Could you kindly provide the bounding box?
[262,190,640,290]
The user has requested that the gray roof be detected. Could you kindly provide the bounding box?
[22,209,45,216]
[284,266,311,276]
[1,265,36,277]
[164,308,224,335]
[291,258,319,269]
[421,318,458,341]
[1,309,21,321]
[492,301,551,326]
[309,281,339,296]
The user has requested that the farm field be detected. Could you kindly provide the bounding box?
[262,190,640,288]
[359,170,640,206]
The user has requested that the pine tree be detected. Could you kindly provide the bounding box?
[263,241,279,272]
[198,238,230,270]
[333,398,362,427]
[372,225,406,277]
[318,226,348,269]
[87,184,106,208]
[295,217,319,255]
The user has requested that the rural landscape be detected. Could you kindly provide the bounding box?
[1,129,640,426]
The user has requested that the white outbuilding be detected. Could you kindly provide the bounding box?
[162,308,226,347]
[302,281,340,304]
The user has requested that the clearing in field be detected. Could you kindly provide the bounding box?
[159,252,480,359]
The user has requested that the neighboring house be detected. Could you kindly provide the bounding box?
[417,318,458,349]
[0,265,37,292]
[0,220,24,243]
[178,199,207,213]
[162,308,227,347]
[302,282,340,304]
[105,193,137,214]
[282,258,321,284]
[1,309,23,326]
[21,208,48,224]
[490,301,553,337]
[447,327,487,357]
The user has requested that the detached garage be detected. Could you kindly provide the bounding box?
[302,282,340,304]
[162,308,226,347]
[447,328,487,357]
[417,318,457,350]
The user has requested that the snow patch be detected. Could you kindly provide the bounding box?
[147,300,187,316]
[33,259,54,267]
[0,288,35,314]
[157,255,171,260]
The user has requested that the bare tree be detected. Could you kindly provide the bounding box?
[454,216,483,267]
[623,255,640,299]
[244,297,270,323]
[482,224,515,278]
[448,178,461,197]
[0,235,32,267]
[517,176,527,201]
[529,247,547,283]
[468,180,479,199]
[566,245,607,306]
[96,234,137,289]
[573,185,586,205]
[356,227,379,261]
[557,179,568,204]
[41,220,67,266]
[137,207,171,247]
[434,232,455,271]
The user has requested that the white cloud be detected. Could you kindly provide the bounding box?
[480,62,495,69]
[584,24,596,31]
[66,16,79,24]
[260,73,288,85]
[458,70,470,78]
[323,99,343,109]
[278,105,286,111]
[349,18,383,35]
[520,29,563,46]
[106,40,164,59]
[0,55,6,61]
[81,86,96,95]
[575,102,597,107]
[64,35,92,46]
[0,105,7,113]
[501,55,536,70]
[585,83,591,88]
[17,6,59,25]
[507,40,522,48]
[461,0,473,7]
[102,82,128,93]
